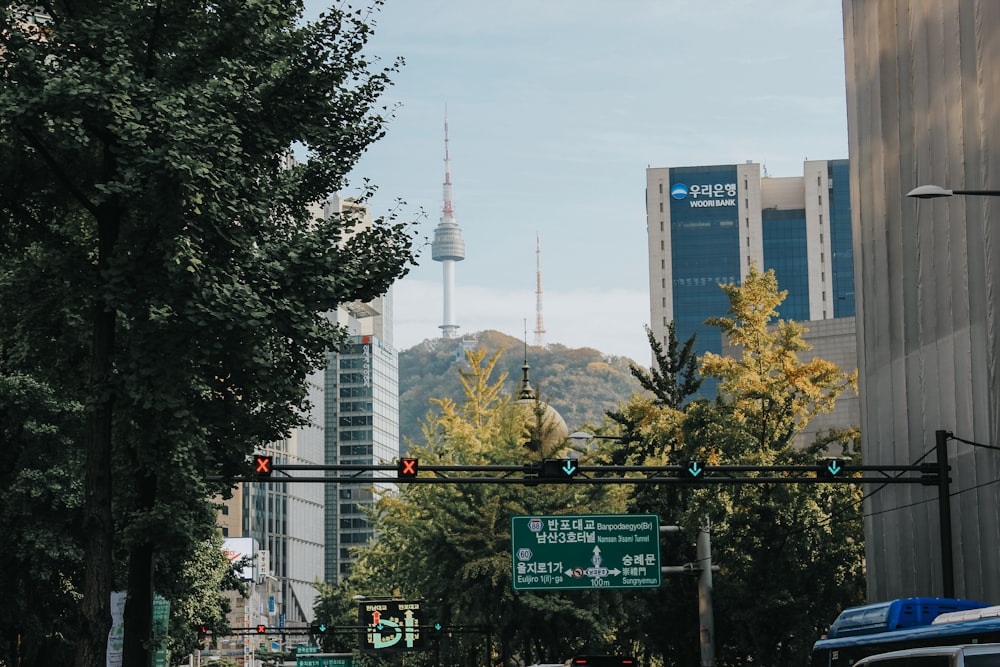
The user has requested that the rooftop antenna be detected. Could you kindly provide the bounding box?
[534,233,546,347]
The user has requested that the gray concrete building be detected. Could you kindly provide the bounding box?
[844,0,1000,602]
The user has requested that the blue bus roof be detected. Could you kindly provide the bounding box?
[816,611,1000,651]
[825,598,990,638]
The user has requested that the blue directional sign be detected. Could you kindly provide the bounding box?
[685,461,703,478]
[511,514,661,590]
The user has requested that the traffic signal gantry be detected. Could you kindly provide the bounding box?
[226,456,941,486]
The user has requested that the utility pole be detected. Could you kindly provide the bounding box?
[697,522,714,667]
[661,522,715,666]
[935,430,954,597]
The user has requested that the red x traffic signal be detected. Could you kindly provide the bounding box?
[398,458,418,477]
[254,455,273,478]
[256,624,267,634]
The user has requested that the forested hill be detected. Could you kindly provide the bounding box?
[397,330,648,452]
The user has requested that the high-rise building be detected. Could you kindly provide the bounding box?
[646,160,856,397]
[323,331,398,581]
[844,0,1000,602]
[215,196,399,648]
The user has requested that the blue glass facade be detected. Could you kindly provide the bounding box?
[827,160,855,317]
[762,208,810,321]
[669,166,741,393]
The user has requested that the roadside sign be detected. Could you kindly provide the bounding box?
[511,514,661,590]
[295,650,352,667]
[357,599,426,652]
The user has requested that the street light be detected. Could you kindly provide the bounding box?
[906,184,1000,199]
[906,184,1000,596]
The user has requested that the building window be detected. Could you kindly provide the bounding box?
[659,202,663,212]
[660,221,664,232]
[659,182,663,193]
[661,259,665,269]
[660,240,665,250]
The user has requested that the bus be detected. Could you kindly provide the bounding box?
[812,599,1000,666]
[852,643,1000,666]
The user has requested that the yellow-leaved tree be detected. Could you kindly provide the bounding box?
[610,263,864,667]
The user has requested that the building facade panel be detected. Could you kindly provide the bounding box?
[844,0,1000,601]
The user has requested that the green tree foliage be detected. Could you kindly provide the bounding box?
[0,374,85,665]
[164,532,244,662]
[341,349,632,667]
[614,265,864,667]
[311,580,360,654]
[0,2,416,665]
[606,323,701,464]
[399,330,644,451]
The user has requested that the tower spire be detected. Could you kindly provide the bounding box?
[534,233,546,347]
[431,112,466,339]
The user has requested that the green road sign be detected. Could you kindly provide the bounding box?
[296,651,352,667]
[511,514,661,590]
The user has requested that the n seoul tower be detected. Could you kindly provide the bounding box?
[431,116,465,339]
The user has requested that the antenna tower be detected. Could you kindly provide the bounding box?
[534,233,546,346]
[431,113,466,338]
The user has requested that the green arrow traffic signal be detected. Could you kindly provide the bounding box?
[819,458,846,478]
[540,458,578,478]
[684,461,704,478]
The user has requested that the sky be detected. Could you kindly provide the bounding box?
[307,1,849,363]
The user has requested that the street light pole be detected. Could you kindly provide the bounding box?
[906,185,1000,199]
[907,185,1000,596]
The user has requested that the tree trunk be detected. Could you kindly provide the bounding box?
[122,470,157,667]
[75,169,120,667]
[75,293,116,667]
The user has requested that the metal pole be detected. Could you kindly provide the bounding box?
[936,430,955,597]
[697,521,715,667]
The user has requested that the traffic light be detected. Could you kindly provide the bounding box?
[196,624,208,638]
[254,455,273,478]
[398,457,419,477]
[540,458,579,479]
[256,624,267,634]
[682,461,704,478]
[430,622,445,636]
[818,458,847,478]
[310,622,329,635]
